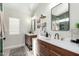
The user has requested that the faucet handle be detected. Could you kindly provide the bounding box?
[48,33,51,38]
[61,37,64,41]
[60,35,64,41]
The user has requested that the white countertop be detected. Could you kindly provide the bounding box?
[26,33,37,36]
[38,35,79,54]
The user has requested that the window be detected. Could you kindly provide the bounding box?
[9,17,20,35]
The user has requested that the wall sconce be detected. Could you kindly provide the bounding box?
[40,14,46,19]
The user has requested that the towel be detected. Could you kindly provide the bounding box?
[0,11,6,39]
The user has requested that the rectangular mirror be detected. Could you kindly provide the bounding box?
[51,3,70,31]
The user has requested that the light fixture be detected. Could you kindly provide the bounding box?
[40,14,46,19]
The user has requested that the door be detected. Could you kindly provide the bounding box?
[0,3,3,56]
[0,37,3,56]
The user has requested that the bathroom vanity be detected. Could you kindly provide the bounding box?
[35,36,79,56]
[25,34,37,50]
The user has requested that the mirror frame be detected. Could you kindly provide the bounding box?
[51,3,70,31]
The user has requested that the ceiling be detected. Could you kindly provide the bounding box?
[3,3,41,17]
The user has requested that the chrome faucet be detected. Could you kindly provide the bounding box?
[54,33,59,40]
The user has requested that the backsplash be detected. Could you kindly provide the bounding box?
[71,29,79,40]
[49,31,71,41]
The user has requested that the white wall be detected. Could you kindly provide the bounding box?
[3,4,32,49]
[70,3,79,39]
[34,3,79,41]
[70,3,79,29]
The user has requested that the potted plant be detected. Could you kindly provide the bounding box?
[75,23,79,44]
[76,23,79,29]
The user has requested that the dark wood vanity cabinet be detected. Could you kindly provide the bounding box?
[38,42,49,56]
[37,39,59,56]
[25,34,37,50]
[36,39,79,56]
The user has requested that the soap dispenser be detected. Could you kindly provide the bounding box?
[46,32,48,37]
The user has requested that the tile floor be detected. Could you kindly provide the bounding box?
[3,46,34,56]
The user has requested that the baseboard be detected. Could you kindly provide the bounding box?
[4,44,25,50]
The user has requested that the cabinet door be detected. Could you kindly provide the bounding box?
[25,36,32,46]
[39,44,49,56]
[53,47,79,56]
[37,40,49,56]
[37,39,79,56]
[49,43,79,56]
[49,50,60,56]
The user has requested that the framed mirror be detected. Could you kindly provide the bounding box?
[51,3,70,31]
